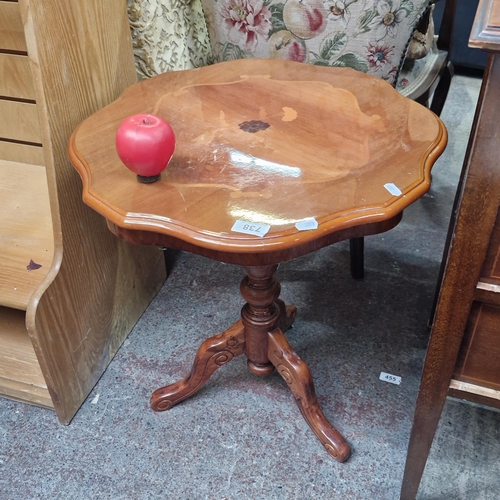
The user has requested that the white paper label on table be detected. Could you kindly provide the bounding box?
[379,372,402,385]
[232,220,270,237]
[384,183,402,196]
[295,218,319,231]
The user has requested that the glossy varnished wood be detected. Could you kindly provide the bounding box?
[70,58,446,458]
[401,12,500,497]
[107,214,402,266]
[149,262,353,461]
[70,59,446,259]
[268,328,351,462]
[470,0,500,51]
[151,321,246,411]
[240,265,281,375]
[151,298,298,413]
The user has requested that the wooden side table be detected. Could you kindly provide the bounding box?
[69,59,446,461]
[401,0,500,497]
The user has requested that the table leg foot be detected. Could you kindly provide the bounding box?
[268,328,351,462]
[151,320,246,411]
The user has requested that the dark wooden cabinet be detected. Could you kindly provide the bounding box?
[434,0,489,69]
[401,0,500,497]
[450,210,500,404]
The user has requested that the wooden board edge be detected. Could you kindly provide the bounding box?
[21,0,164,425]
[0,377,53,409]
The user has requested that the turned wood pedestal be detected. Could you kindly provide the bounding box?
[69,59,446,460]
[149,264,351,460]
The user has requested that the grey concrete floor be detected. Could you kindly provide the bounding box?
[1,75,499,500]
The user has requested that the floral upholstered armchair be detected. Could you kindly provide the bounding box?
[204,0,429,84]
[127,0,453,112]
[126,0,453,278]
[127,0,212,76]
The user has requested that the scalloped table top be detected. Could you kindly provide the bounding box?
[70,59,447,263]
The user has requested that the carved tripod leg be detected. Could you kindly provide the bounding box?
[151,320,245,411]
[268,328,351,462]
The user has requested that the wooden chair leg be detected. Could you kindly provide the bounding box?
[430,61,454,116]
[349,237,364,280]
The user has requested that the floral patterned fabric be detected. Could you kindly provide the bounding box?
[127,0,213,78]
[199,0,432,85]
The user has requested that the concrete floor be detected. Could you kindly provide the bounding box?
[1,75,499,499]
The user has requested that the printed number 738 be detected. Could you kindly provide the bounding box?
[243,224,261,232]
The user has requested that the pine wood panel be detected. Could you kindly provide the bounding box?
[0,53,35,99]
[0,99,41,143]
[19,0,166,423]
[0,306,52,408]
[0,159,53,310]
[0,1,26,52]
[0,139,44,165]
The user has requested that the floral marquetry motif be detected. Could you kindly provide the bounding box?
[238,120,271,133]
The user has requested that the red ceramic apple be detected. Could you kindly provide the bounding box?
[116,113,175,183]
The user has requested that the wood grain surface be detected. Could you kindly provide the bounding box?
[400,52,500,500]
[470,0,500,51]
[0,140,43,165]
[0,100,41,143]
[15,0,166,423]
[0,306,52,408]
[0,159,53,310]
[70,59,447,260]
[0,1,26,52]
[0,53,35,99]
